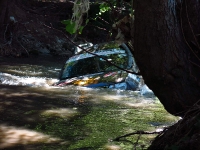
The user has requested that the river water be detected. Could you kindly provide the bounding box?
[0,56,179,150]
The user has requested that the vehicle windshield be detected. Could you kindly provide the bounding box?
[60,52,128,79]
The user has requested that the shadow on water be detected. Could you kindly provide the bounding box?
[0,84,94,150]
[0,56,179,150]
[0,84,178,150]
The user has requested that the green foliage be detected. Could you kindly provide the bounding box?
[62,0,133,35]
[62,1,113,35]
[99,3,111,15]
[61,20,76,34]
[61,19,89,34]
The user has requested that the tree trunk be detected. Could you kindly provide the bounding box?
[133,0,200,116]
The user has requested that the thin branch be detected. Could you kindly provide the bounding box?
[112,130,162,142]
[16,37,29,56]
[95,16,110,25]
[88,24,108,31]
[189,59,200,68]
[43,23,141,75]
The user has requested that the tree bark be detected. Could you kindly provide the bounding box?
[133,0,200,116]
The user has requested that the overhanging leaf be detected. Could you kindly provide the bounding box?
[65,21,76,34]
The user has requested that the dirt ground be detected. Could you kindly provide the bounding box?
[0,0,111,58]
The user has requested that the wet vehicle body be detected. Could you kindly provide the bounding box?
[55,42,142,91]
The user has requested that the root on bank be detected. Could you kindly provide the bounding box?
[148,105,200,150]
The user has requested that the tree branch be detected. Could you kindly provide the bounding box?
[112,130,163,142]
[43,23,141,75]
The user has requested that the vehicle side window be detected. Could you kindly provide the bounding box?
[73,58,98,75]
[60,50,129,79]
[98,53,128,72]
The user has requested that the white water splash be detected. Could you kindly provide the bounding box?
[0,72,58,87]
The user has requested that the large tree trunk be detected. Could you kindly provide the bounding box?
[133,0,200,116]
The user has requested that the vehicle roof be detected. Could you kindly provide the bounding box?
[66,49,126,63]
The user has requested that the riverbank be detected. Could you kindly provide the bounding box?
[0,55,66,66]
[0,1,111,58]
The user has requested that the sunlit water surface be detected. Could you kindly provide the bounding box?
[0,57,179,150]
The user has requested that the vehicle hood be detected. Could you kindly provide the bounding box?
[56,71,127,87]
